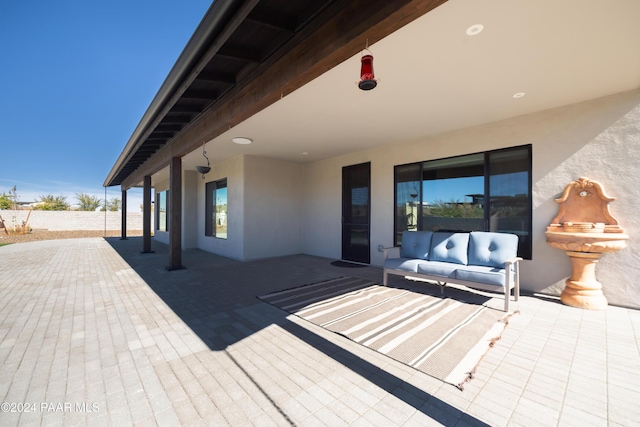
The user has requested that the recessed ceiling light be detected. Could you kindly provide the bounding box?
[232,137,252,145]
[512,92,526,98]
[302,152,309,156]
[466,24,484,36]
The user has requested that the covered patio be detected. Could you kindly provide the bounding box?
[1,237,638,425]
[104,0,640,309]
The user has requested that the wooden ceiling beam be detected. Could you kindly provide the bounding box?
[122,0,448,189]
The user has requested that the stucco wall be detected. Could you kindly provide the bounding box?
[195,155,244,260]
[1,210,148,231]
[189,155,305,260]
[301,156,346,260]
[301,89,640,308]
[242,156,304,260]
[532,90,640,308]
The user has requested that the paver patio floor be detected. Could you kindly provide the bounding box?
[0,237,638,426]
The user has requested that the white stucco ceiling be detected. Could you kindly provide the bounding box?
[176,0,640,174]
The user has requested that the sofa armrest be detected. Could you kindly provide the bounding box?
[505,256,523,267]
[382,246,401,260]
[504,256,522,304]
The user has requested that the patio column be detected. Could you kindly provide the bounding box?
[120,189,127,240]
[141,175,154,253]
[167,156,185,270]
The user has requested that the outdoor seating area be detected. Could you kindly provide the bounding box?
[383,231,521,311]
[0,237,638,426]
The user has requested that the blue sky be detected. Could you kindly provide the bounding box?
[0,1,212,210]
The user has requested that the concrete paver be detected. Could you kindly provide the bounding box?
[0,237,639,426]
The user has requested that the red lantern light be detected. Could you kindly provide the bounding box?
[358,53,377,91]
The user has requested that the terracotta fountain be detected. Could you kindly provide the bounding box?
[545,177,628,310]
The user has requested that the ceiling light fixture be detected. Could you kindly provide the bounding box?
[513,92,526,98]
[358,40,377,91]
[195,142,211,179]
[466,24,484,36]
[232,137,252,145]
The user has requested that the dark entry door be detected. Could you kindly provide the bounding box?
[342,162,371,264]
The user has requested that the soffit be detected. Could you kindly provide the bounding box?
[178,0,640,174]
[107,0,640,186]
[106,0,358,187]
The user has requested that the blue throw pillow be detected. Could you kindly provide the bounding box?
[468,232,518,268]
[429,232,470,265]
[400,231,433,260]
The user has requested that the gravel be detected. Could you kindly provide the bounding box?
[0,230,143,244]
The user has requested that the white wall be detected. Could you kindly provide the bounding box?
[301,157,343,259]
[1,210,149,231]
[531,90,640,308]
[242,156,304,260]
[301,89,640,308]
[192,155,305,260]
[196,155,244,260]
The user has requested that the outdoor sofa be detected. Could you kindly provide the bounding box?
[383,231,522,311]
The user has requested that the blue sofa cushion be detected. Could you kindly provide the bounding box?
[416,261,458,278]
[454,265,510,287]
[468,231,518,268]
[400,231,433,260]
[429,232,469,265]
[384,258,421,273]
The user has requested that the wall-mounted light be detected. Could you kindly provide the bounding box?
[195,142,210,179]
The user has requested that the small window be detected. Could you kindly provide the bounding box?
[394,145,532,259]
[156,191,168,232]
[205,178,227,239]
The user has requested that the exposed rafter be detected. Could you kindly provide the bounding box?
[195,71,237,85]
[216,45,262,63]
[105,0,449,189]
[245,13,295,34]
[181,89,221,101]
[169,104,203,113]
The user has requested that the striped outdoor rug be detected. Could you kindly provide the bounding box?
[259,276,515,389]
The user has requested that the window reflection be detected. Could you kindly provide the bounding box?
[215,185,227,239]
[157,191,168,232]
[205,179,227,239]
[395,163,421,242]
[393,146,532,258]
[489,147,530,256]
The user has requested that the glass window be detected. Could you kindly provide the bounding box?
[156,191,168,232]
[393,145,532,258]
[394,163,421,244]
[488,147,531,258]
[422,153,485,234]
[205,178,227,239]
